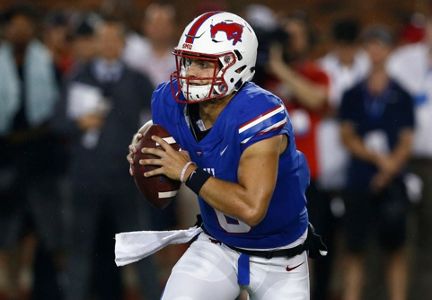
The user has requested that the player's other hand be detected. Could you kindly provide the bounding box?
[127,132,145,176]
[127,120,153,176]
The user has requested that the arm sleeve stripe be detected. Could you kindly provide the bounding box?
[259,119,287,134]
[239,105,287,143]
[240,118,287,144]
[239,105,285,133]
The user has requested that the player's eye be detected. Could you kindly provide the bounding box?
[196,60,213,69]
[182,58,192,67]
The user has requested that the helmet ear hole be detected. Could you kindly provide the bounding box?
[234,65,246,74]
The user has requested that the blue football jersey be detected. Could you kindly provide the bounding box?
[151,81,309,249]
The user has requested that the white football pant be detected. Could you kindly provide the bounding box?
[161,232,310,300]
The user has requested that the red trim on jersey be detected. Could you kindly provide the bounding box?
[257,123,286,136]
[185,11,220,44]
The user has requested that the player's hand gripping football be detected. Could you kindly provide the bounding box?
[127,120,156,176]
[140,136,195,182]
[127,131,144,176]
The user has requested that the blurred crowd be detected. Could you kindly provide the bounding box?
[0,1,431,300]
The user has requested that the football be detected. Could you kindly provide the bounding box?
[132,123,181,209]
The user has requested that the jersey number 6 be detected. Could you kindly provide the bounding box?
[215,210,251,233]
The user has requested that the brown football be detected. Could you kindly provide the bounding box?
[132,123,181,209]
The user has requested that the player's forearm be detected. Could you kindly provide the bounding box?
[198,178,270,227]
[184,137,281,227]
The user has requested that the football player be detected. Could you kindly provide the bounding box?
[128,11,321,299]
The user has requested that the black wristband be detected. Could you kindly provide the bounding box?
[185,168,212,195]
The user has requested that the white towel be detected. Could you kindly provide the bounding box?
[0,40,58,135]
[114,226,203,267]
[66,82,107,119]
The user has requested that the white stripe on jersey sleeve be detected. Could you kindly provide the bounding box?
[239,105,285,134]
[240,118,287,144]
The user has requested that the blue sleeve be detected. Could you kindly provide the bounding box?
[237,93,289,151]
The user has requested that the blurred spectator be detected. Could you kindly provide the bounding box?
[320,18,370,111]
[67,13,99,75]
[312,19,369,300]
[42,10,74,81]
[260,12,330,299]
[123,2,176,87]
[388,14,432,299]
[339,26,414,300]
[53,18,160,300]
[314,18,370,299]
[318,18,370,203]
[0,4,63,299]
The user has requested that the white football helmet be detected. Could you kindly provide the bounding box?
[170,11,258,103]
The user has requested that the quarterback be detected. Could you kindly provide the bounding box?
[127,11,323,299]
